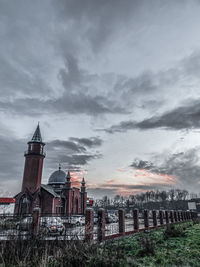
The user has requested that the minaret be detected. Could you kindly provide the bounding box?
[66,171,71,188]
[81,177,86,192]
[63,170,72,215]
[81,177,87,214]
[21,124,45,193]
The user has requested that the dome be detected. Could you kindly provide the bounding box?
[48,169,66,185]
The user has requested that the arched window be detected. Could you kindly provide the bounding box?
[75,198,79,214]
[21,196,29,214]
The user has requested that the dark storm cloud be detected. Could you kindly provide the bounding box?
[2,0,200,118]
[45,136,103,172]
[0,52,126,115]
[0,0,129,116]
[130,148,200,191]
[104,99,200,133]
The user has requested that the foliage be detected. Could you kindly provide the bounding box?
[163,224,186,239]
[94,188,191,210]
[0,222,200,266]
[136,233,156,257]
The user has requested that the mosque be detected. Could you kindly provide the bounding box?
[14,125,87,215]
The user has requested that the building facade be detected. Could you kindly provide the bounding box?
[14,125,87,215]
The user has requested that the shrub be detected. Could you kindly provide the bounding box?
[163,224,186,239]
[136,234,156,257]
[192,218,200,225]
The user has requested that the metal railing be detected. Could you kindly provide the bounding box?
[0,209,197,241]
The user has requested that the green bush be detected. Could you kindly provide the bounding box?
[163,224,186,239]
[136,234,156,257]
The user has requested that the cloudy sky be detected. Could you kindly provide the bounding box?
[1,0,200,198]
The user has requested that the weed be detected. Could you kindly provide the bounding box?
[136,233,156,257]
[163,224,186,239]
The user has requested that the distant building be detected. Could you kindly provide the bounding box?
[0,198,15,214]
[14,125,87,215]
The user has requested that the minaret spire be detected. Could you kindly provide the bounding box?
[21,124,45,194]
[81,177,85,186]
[59,163,61,171]
[31,123,42,143]
[66,170,71,188]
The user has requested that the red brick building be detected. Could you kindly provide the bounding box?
[14,125,87,215]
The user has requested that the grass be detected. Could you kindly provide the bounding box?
[99,222,200,267]
[0,221,200,266]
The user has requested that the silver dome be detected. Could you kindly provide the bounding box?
[48,169,66,185]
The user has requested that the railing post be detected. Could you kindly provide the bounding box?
[165,210,169,224]
[184,211,187,221]
[32,208,40,236]
[180,211,184,221]
[133,209,139,231]
[174,211,178,222]
[169,210,174,223]
[159,210,164,225]
[118,209,125,236]
[152,210,157,227]
[97,208,105,242]
[190,211,194,219]
[85,208,94,242]
[144,209,149,229]
[189,211,192,219]
[177,211,181,222]
[182,211,185,221]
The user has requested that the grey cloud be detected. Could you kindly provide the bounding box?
[47,140,86,153]
[69,137,102,148]
[130,148,200,191]
[0,125,103,194]
[130,159,155,171]
[104,99,200,133]
[0,93,126,116]
[45,136,103,172]
[53,0,140,52]
[101,183,171,190]
[0,53,126,116]
[0,135,25,195]
[57,154,101,166]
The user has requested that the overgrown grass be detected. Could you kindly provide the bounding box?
[0,221,199,266]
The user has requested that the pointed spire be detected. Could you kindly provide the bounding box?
[81,177,85,185]
[31,123,42,143]
[66,170,71,188]
[59,163,61,171]
[66,170,71,180]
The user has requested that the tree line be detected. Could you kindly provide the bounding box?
[94,189,198,209]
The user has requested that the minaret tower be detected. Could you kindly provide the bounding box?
[81,177,87,214]
[21,124,45,193]
[63,170,72,215]
[66,171,71,188]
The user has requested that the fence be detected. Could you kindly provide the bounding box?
[0,208,197,242]
[87,208,197,242]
